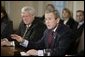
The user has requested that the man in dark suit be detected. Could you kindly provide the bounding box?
[69,10,84,55]
[1,6,46,50]
[75,10,84,39]
[25,10,74,56]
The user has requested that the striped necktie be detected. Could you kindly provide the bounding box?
[22,26,29,38]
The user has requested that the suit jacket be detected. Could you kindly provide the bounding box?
[75,23,84,39]
[15,17,46,50]
[1,18,13,39]
[28,21,74,56]
[62,17,78,30]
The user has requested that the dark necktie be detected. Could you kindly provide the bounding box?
[23,26,29,38]
[48,31,54,47]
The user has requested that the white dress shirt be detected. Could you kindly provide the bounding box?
[63,18,69,25]
[77,21,84,29]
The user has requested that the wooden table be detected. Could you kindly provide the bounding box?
[1,46,15,56]
[1,46,23,56]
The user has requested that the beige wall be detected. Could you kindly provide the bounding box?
[65,1,73,12]
[1,1,5,6]
[1,1,84,30]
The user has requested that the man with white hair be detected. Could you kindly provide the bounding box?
[1,6,46,50]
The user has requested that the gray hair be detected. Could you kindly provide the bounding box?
[21,6,35,16]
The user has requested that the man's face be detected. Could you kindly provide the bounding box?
[21,11,34,25]
[76,12,84,22]
[45,12,58,30]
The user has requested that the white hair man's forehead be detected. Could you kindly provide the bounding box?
[21,6,35,16]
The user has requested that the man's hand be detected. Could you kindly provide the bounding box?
[26,49,38,56]
[11,34,23,42]
[1,38,11,46]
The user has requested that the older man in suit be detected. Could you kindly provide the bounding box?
[1,6,46,50]
[25,10,74,56]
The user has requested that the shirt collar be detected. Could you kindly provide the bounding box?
[79,21,84,25]
[26,24,31,28]
[64,18,69,25]
[52,19,60,32]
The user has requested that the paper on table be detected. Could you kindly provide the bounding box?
[20,52,28,56]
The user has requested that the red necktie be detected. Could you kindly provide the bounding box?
[48,31,54,47]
